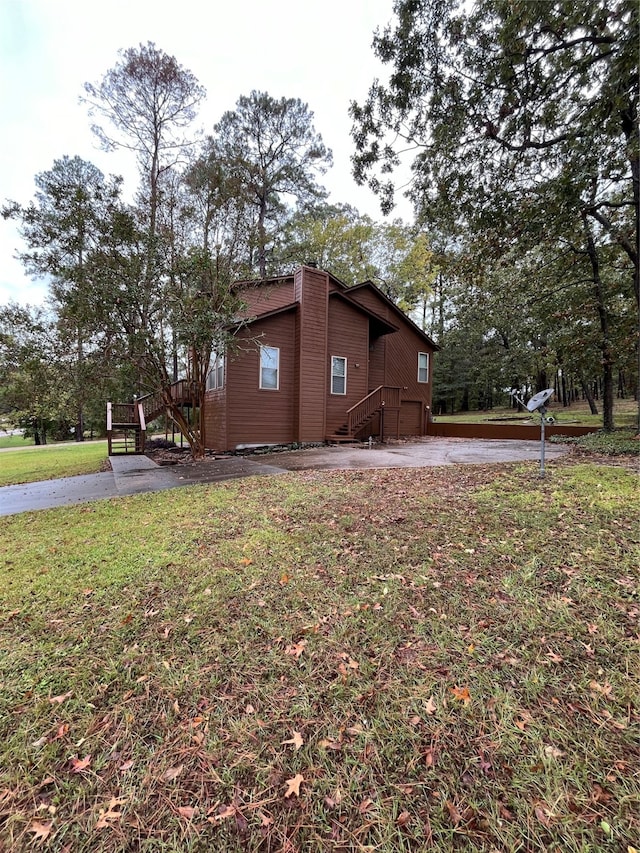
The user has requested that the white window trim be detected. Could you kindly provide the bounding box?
[331,355,347,395]
[259,345,280,390]
[207,354,225,390]
[418,352,429,383]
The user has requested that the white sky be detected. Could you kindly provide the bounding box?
[0,0,413,306]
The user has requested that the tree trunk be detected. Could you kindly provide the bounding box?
[582,214,615,430]
[580,376,599,415]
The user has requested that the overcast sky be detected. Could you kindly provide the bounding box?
[0,0,414,306]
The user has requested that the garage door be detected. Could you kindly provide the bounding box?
[399,401,422,435]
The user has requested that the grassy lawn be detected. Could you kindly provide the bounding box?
[434,398,638,429]
[0,434,34,450]
[0,442,108,487]
[0,460,638,851]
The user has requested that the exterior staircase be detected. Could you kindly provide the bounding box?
[107,380,199,455]
[326,385,402,443]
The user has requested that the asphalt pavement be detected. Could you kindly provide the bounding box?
[0,437,569,517]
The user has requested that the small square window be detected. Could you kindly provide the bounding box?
[418,352,429,383]
[331,356,347,395]
[260,345,280,390]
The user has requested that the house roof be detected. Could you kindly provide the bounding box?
[344,280,440,351]
[329,290,399,337]
[234,266,440,351]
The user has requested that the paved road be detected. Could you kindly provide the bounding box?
[0,437,568,517]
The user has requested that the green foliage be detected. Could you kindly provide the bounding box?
[351,0,639,424]
[209,90,333,277]
[550,428,640,456]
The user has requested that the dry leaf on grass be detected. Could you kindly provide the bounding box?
[48,691,72,705]
[29,821,53,844]
[284,774,304,798]
[446,800,462,825]
[95,797,127,830]
[281,730,304,750]
[208,804,235,823]
[163,764,184,782]
[534,802,554,827]
[177,805,197,820]
[70,755,91,773]
[285,640,306,659]
[450,686,471,706]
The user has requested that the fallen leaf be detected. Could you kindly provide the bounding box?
[164,764,184,782]
[450,686,471,706]
[396,810,411,826]
[29,820,53,844]
[239,557,252,566]
[534,803,553,827]
[53,723,69,740]
[318,738,342,750]
[285,640,306,659]
[589,680,613,698]
[177,805,197,820]
[543,745,565,759]
[591,783,613,803]
[207,804,235,823]
[31,736,48,748]
[358,797,374,814]
[284,773,304,798]
[259,811,274,827]
[446,800,462,825]
[70,755,91,773]
[118,759,134,772]
[95,797,127,829]
[545,649,564,663]
[498,801,514,822]
[424,695,437,715]
[281,731,304,751]
[48,691,72,705]
[279,572,289,585]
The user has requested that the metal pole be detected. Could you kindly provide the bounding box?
[540,412,546,478]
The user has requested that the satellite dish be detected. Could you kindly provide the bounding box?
[526,388,555,412]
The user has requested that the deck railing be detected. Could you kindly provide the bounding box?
[137,379,200,422]
[347,385,401,435]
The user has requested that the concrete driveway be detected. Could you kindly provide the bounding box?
[0,437,568,517]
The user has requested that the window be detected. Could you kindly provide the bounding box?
[260,345,279,390]
[331,356,347,395]
[418,352,429,383]
[206,354,225,390]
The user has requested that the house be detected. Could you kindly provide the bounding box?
[202,265,438,451]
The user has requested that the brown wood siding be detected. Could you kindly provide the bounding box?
[399,400,422,435]
[326,299,370,434]
[203,388,227,450]
[347,287,395,323]
[368,332,386,391]
[296,267,329,441]
[239,278,295,317]
[384,325,433,417]
[427,422,598,440]
[225,312,297,447]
